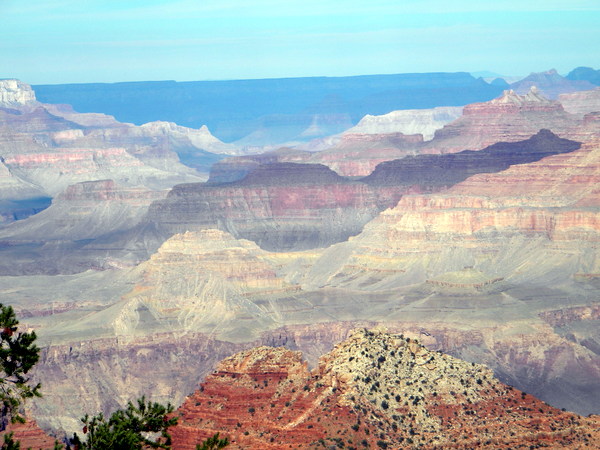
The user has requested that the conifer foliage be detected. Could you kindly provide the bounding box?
[72,397,178,449]
[0,304,41,430]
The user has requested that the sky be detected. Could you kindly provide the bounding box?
[2,0,599,84]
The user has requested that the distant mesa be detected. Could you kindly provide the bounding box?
[566,66,600,86]
[490,77,510,88]
[32,72,505,143]
[510,69,596,99]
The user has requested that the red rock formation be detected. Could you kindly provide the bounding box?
[424,87,582,154]
[0,418,58,449]
[170,329,600,449]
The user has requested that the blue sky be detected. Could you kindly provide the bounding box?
[2,0,599,84]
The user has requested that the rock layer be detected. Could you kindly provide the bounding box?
[346,106,463,140]
[171,328,600,449]
[144,131,582,253]
[144,163,406,251]
[424,87,581,154]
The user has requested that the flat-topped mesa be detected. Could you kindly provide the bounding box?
[171,328,600,449]
[464,86,563,114]
[236,162,345,186]
[0,79,37,107]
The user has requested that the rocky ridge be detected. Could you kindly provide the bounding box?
[0,179,167,274]
[171,328,600,449]
[424,87,581,154]
[510,69,596,99]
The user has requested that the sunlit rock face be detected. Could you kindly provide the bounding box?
[304,132,425,177]
[0,418,57,450]
[120,229,295,340]
[305,138,600,289]
[0,104,203,195]
[0,79,37,106]
[170,329,600,449]
[346,106,463,140]
[0,80,237,202]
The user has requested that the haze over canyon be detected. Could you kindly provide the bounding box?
[0,67,600,447]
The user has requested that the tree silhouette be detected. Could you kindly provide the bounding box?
[0,304,40,430]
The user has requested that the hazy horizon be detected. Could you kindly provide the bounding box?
[3,0,599,85]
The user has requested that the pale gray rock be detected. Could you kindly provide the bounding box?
[0,79,37,106]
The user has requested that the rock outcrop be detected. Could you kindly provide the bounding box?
[295,138,600,414]
[345,106,463,140]
[171,328,600,449]
[0,87,204,196]
[424,87,581,154]
[211,88,588,181]
[0,79,37,106]
[119,229,294,341]
[0,418,58,449]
